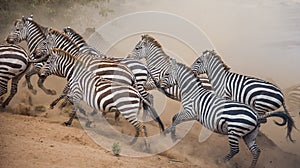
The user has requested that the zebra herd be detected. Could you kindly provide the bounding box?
[0,15,297,167]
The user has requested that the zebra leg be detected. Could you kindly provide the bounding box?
[142,93,154,121]
[64,106,77,126]
[129,123,150,151]
[224,134,240,162]
[137,84,153,121]
[37,76,57,95]
[24,67,38,95]
[50,94,66,109]
[165,111,197,142]
[114,111,120,124]
[1,75,22,108]
[129,126,140,145]
[142,125,150,152]
[59,98,72,109]
[0,84,8,108]
[243,126,261,168]
[50,86,70,109]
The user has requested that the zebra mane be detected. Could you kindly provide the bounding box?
[51,48,81,63]
[206,50,230,71]
[49,28,80,50]
[142,34,162,48]
[141,34,172,60]
[176,62,204,84]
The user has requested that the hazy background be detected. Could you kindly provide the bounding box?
[1,0,299,158]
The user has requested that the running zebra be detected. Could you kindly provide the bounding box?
[35,31,155,124]
[191,50,295,131]
[62,27,154,101]
[0,44,30,108]
[32,49,164,146]
[6,15,56,95]
[160,59,293,168]
[44,28,155,120]
[129,34,212,101]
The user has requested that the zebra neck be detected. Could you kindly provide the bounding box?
[146,46,170,80]
[176,65,205,98]
[55,36,77,54]
[70,35,86,48]
[26,23,45,57]
[206,59,229,95]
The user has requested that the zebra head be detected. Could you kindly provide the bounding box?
[129,35,150,59]
[160,58,178,88]
[34,29,56,59]
[63,27,82,40]
[6,16,29,44]
[39,49,61,78]
[191,50,214,75]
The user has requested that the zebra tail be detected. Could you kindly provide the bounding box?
[141,98,165,133]
[261,111,295,143]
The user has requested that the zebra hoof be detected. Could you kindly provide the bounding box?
[64,121,72,126]
[49,105,55,109]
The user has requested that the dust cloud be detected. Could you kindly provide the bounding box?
[0,0,300,167]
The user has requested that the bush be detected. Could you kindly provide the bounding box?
[112,142,121,156]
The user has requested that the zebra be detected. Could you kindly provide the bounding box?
[32,48,164,146]
[62,27,154,101]
[43,28,155,120]
[6,15,56,95]
[35,31,156,125]
[0,44,30,108]
[191,50,295,136]
[129,34,212,101]
[63,26,104,57]
[160,58,293,168]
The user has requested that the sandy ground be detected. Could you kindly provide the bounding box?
[0,77,299,168]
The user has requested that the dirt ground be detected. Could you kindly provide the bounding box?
[0,77,299,168]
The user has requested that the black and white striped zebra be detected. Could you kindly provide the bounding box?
[191,50,295,129]
[129,34,212,101]
[0,44,30,108]
[33,48,164,146]
[47,28,155,120]
[6,15,56,95]
[161,59,293,168]
[35,31,155,124]
[62,27,154,101]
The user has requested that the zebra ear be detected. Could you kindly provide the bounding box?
[22,16,26,22]
[28,14,33,20]
[63,26,70,33]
